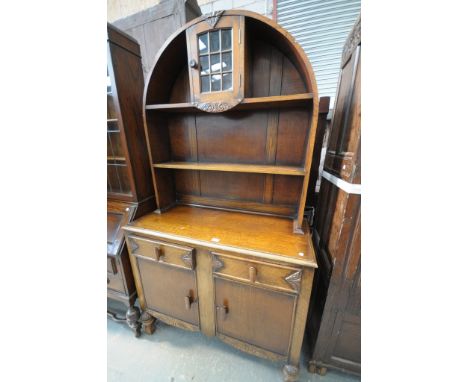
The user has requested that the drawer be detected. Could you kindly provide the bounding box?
[127,235,195,270]
[107,272,125,293]
[211,252,302,294]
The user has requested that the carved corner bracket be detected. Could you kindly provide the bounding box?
[212,254,224,272]
[284,270,302,292]
[194,100,240,113]
[128,237,139,253]
[181,252,195,270]
[201,10,224,29]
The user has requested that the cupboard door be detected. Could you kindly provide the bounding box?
[107,65,133,197]
[135,257,199,327]
[214,277,296,356]
[186,15,244,108]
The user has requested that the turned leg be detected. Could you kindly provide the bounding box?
[307,361,327,376]
[126,305,141,338]
[141,311,156,335]
[282,364,299,382]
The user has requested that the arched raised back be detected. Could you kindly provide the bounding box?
[142,10,320,233]
[144,10,318,105]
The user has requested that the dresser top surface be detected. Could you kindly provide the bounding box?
[124,206,317,267]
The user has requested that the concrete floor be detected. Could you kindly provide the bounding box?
[107,305,360,382]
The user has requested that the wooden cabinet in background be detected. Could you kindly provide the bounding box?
[124,10,323,381]
[107,23,156,336]
[112,0,201,80]
[306,15,361,376]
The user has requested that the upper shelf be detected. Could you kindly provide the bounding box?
[153,162,305,176]
[145,93,314,113]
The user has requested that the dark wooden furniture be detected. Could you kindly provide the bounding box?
[112,0,201,79]
[124,10,321,381]
[107,23,156,336]
[306,15,361,376]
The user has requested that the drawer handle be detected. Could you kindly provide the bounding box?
[249,266,257,283]
[155,247,165,262]
[184,295,198,310]
[108,258,117,275]
[216,305,228,320]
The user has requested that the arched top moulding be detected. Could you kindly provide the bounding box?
[143,10,319,113]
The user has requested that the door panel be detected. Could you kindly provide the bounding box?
[214,277,295,356]
[136,258,199,327]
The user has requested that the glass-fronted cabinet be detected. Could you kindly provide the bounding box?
[107,23,155,336]
[187,16,245,108]
[107,68,132,196]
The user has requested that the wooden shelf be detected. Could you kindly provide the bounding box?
[145,93,314,113]
[239,93,313,110]
[107,118,118,122]
[107,156,126,161]
[153,162,305,176]
[146,102,193,112]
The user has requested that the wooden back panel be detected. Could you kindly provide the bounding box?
[143,11,319,232]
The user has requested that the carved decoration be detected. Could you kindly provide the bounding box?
[181,252,195,270]
[201,10,224,29]
[128,237,139,253]
[284,270,302,292]
[194,101,239,113]
[212,254,224,272]
[341,15,361,65]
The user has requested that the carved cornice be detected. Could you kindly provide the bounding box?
[181,252,195,270]
[194,101,239,113]
[201,10,224,29]
[284,270,302,292]
[342,14,361,66]
[212,254,224,272]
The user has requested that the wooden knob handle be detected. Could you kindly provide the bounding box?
[154,247,164,262]
[217,305,228,320]
[249,266,257,283]
[189,59,197,69]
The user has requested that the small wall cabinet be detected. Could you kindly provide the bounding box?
[125,10,321,381]
[107,23,155,335]
[186,15,244,105]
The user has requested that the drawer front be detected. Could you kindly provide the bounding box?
[211,252,302,293]
[107,272,125,293]
[127,235,195,270]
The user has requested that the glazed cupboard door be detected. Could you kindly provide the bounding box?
[214,277,296,357]
[107,65,133,198]
[186,15,245,107]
